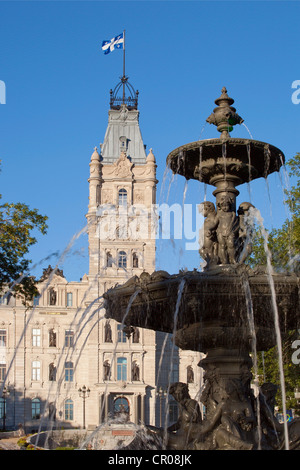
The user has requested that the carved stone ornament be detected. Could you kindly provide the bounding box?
[134,190,144,204]
[101,189,113,204]
[114,152,133,178]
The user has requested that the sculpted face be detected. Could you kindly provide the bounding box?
[199,201,215,217]
[218,195,233,212]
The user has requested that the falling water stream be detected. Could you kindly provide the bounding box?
[2,224,89,396]
[242,274,262,449]
[163,278,186,448]
[78,288,142,450]
[249,207,290,450]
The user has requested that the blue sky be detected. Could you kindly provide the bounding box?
[1,0,299,281]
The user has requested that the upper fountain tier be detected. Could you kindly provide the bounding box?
[166,87,285,187]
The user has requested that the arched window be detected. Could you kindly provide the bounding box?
[32,398,41,419]
[114,397,129,417]
[106,252,113,267]
[117,357,127,381]
[64,399,73,420]
[118,251,127,269]
[118,188,127,206]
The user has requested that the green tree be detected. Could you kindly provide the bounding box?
[0,165,48,303]
[257,331,300,414]
[249,154,300,413]
[248,153,300,271]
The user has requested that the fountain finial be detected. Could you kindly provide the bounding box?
[206,87,244,140]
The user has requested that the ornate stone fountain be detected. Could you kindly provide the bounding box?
[104,88,300,450]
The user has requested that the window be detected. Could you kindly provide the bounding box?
[0,330,6,347]
[65,330,74,347]
[118,251,127,269]
[117,324,127,343]
[32,398,41,419]
[0,363,6,382]
[118,188,127,206]
[64,399,73,420]
[67,292,73,307]
[106,252,113,268]
[32,328,41,347]
[114,397,129,416]
[117,357,127,381]
[32,361,41,381]
[65,361,74,382]
[132,252,139,268]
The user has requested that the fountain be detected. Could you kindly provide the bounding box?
[104,88,300,450]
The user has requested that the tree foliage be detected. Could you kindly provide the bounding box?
[248,153,300,272]
[0,164,48,303]
[248,154,300,413]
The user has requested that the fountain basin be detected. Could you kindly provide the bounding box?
[27,423,161,450]
[104,266,300,353]
[166,138,284,185]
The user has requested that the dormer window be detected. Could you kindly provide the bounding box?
[118,188,127,206]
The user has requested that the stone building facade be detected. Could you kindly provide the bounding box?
[0,80,202,432]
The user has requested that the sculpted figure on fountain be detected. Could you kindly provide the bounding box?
[199,197,255,267]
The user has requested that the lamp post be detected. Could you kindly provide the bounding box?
[78,385,90,429]
[1,386,10,430]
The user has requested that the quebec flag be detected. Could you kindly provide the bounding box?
[102,33,124,54]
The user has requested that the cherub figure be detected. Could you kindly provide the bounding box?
[237,202,255,263]
[198,201,218,266]
[216,194,239,264]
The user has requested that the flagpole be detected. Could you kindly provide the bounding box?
[122,29,126,104]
